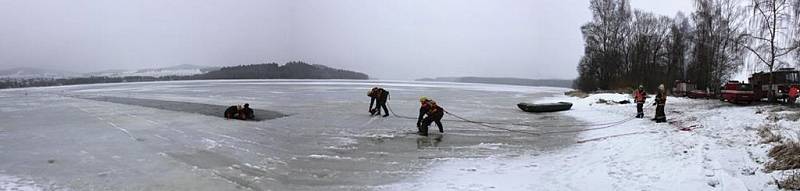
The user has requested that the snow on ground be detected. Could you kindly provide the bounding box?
[391,93,785,190]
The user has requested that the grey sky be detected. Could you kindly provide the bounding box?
[0,0,692,80]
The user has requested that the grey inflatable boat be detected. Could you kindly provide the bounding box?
[517,102,573,113]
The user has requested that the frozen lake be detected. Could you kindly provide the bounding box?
[0,80,579,190]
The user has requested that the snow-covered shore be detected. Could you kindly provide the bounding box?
[392,93,796,190]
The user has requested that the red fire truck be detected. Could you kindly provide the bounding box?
[748,68,800,102]
[719,81,755,104]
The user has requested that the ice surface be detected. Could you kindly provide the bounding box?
[0,80,574,190]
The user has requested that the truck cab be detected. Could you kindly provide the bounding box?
[749,68,800,102]
[720,81,755,104]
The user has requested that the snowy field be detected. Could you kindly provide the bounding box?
[0,80,579,190]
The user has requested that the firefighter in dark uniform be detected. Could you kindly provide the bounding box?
[224,105,242,119]
[368,87,390,117]
[654,84,667,123]
[241,103,255,120]
[633,85,647,118]
[417,96,444,136]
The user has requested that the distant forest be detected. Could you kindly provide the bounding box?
[418,77,573,88]
[0,62,369,89]
[576,0,800,92]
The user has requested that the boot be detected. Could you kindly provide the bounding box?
[418,126,428,136]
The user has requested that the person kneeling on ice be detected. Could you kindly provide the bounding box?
[224,104,255,120]
[653,84,667,123]
[368,87,390,117]
[241,103,255,120]
[633,85,647,118]
[224,105,243,119]
[417,96,444,136]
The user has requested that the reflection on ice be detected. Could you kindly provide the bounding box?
[416,134,444,149]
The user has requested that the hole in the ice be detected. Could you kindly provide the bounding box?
[78,96,288,121]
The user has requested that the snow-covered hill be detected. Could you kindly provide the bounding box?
[0,65,221,79]
[84,64,220,78]
[0,67,79,79]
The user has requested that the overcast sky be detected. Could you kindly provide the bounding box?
[0,0,693,80]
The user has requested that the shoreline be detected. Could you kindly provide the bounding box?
[391,92,784,190]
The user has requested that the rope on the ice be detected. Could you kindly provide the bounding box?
[386,101,652,136]
[387,104,542,135]
[576,130,659,143]
[443,110,637,136]
[387,102,639,128]
[386,103,418,120]
[537,117,636,135]
[443,110,542,136]
[386,100,649,130]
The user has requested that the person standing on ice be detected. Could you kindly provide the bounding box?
[368,87,390,117]
[633,85,647,118]
[417,96,444,136]
[653,84,667,123]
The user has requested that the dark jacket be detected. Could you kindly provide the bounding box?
[656,91,667,106]
[224,106,239,119]
[369,89,390,109]
[377,90,389,102]
[417,102,444,125]
[241,107,254,120]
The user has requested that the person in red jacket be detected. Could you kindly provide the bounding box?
[633,85,647,118]
[789,86,799,104]
[417,96,444,136]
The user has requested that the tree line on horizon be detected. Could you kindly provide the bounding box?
[575,0,800,92]
[0,62,369,89]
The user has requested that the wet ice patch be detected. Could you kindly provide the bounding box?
[0,174,48,191]
[307,155,366,161]
[325,137,359,151]
[466,143,508,150]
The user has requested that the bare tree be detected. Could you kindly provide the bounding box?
[742,0,798,101]
[576,0,744,93]
[689,0,747,90]
[576,0,632,91]
[667,12,692,85]
[626,10,672,90]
